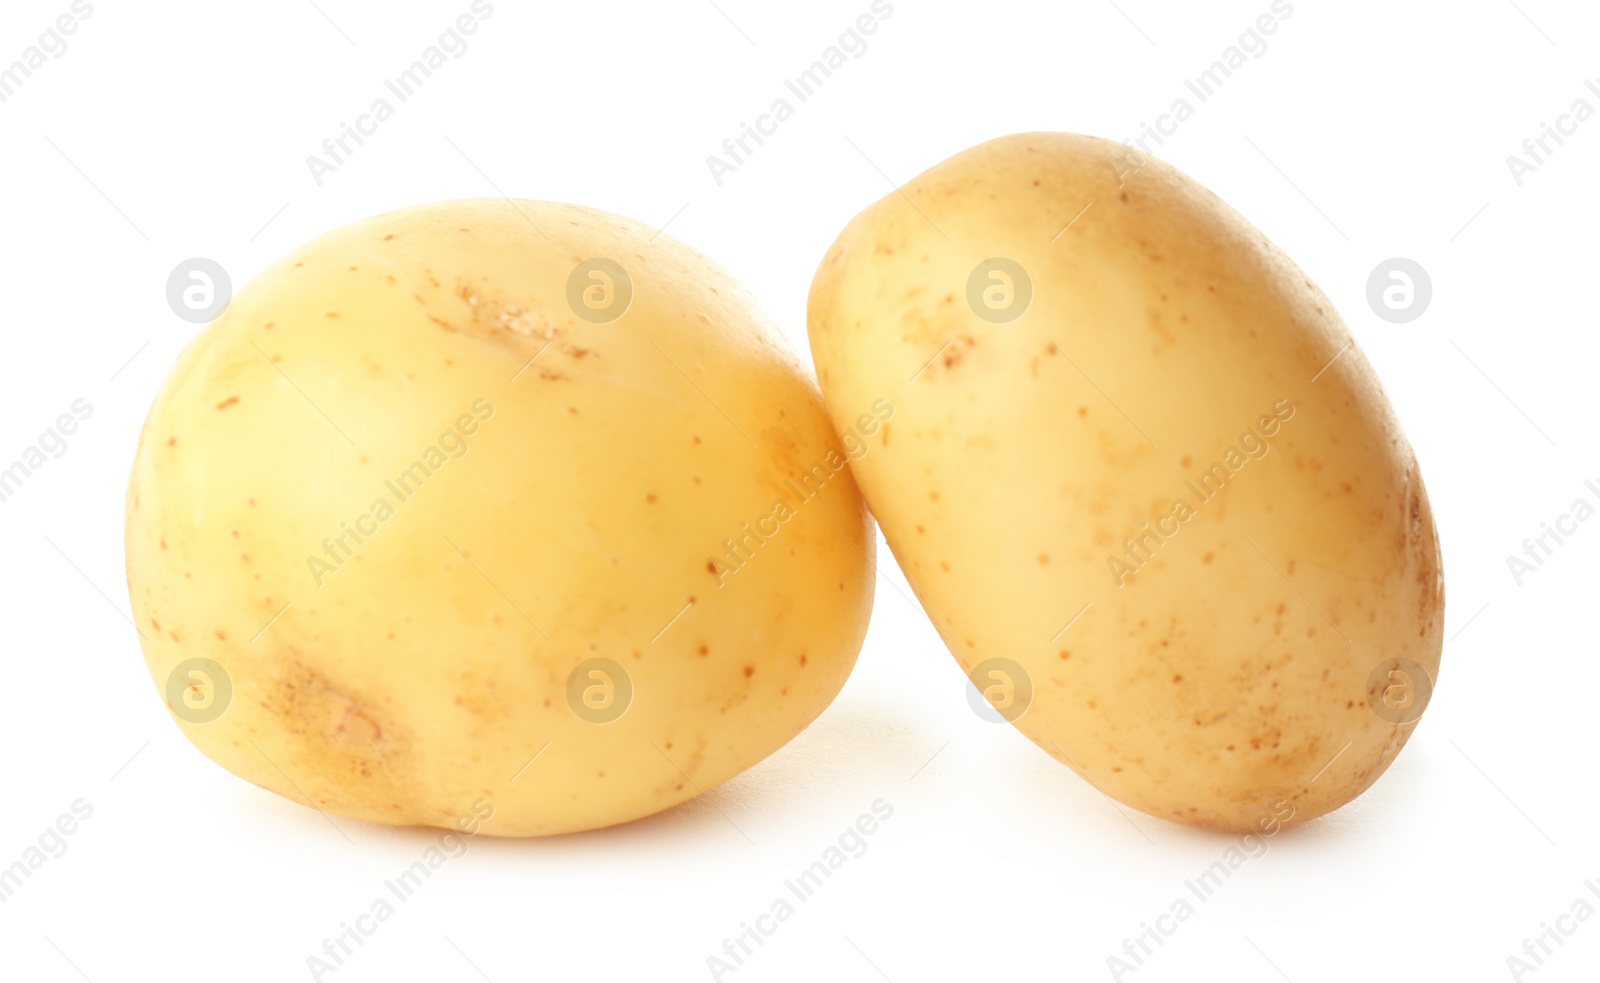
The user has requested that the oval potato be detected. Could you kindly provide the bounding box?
[808,133,1443,831]
[127,199,874,836]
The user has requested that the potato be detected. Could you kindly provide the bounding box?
[127,199,874,836]
[808,133,1443,831]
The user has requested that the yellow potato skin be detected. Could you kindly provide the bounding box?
[808,133,1443,831]
[127,199,873,836]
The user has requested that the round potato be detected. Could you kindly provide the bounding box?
[127,199,874,836]
[808,133,1443,831]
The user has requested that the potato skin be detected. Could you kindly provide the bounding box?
[127,199,873,836]
[808,133,1443,831]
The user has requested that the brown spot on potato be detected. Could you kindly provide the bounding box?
[216,396,239,410]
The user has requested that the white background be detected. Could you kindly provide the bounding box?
[1,1,1597,980]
